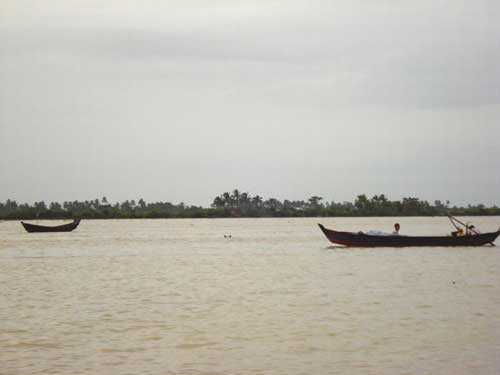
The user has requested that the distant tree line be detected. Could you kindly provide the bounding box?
[0,190,499,220]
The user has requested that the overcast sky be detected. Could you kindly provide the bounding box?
[1,1,499,206]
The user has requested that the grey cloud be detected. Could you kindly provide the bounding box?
[1,0,500,205]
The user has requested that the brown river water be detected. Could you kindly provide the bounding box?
[1,217,499,375]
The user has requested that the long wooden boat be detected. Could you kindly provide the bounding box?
[318,224,499,247]
[21,219,81,233]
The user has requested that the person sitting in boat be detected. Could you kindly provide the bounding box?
[451,228,465,237]
[393,223,400,235]
[466,225,480,235]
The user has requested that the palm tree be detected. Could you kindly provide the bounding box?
[222,192,231,208]
[251,195,263,209]
[138,198,146,210]
[265,198,282,210]
[231,189,240,207]
[50,202,62,211]
[240,192,250,207]
[355,194,369,211]
[212,196,225,209]
[308,196,323,209]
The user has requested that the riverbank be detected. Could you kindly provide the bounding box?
[2,191,499,220]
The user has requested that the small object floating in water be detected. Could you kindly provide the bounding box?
[318,223,499,248]
[21,219,81,233]
[224,234,232,239]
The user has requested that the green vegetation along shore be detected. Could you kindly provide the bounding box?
[1,190,499,220]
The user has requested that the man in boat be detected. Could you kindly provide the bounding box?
[393,223,400,235]
[466,225,480,235]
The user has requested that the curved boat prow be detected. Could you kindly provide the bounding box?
[318,223,329,236]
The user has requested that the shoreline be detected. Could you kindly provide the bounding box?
[5,213,500,221]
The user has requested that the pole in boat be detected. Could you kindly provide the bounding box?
[447,215,462,232]
[447,214,495,246]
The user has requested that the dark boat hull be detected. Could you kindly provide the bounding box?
[318,224,499,247]
[21,219,80,233]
